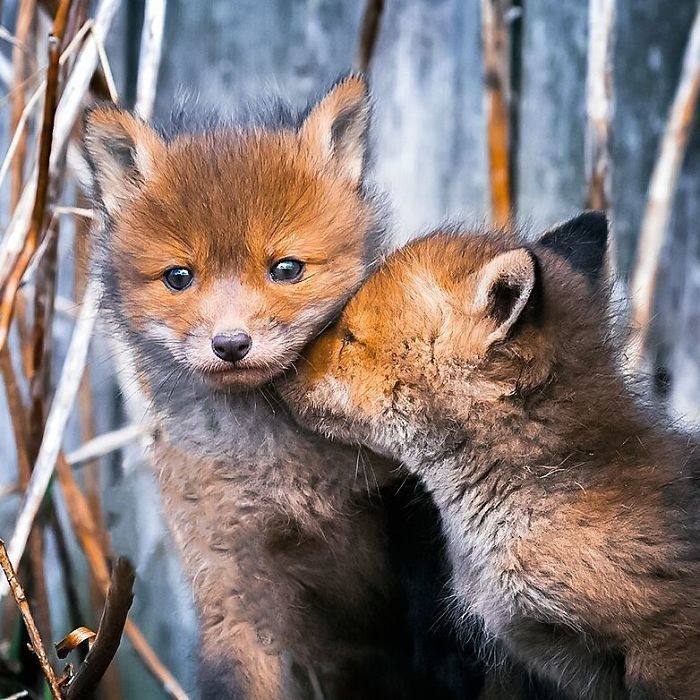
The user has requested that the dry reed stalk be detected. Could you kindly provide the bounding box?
[356,0,384,74]
[0,0,121,350]
[585,0,615,214]
[0,0,74,353]
[0,540,62,699]
[481,0,515,227]
[10,0,36,210]
[629,7,700,364]
[135,0,166,119]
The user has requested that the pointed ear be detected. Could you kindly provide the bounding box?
[472,248,538,345]
[538,211,608,285]
[83,106,166,216]
[299,75,371,187]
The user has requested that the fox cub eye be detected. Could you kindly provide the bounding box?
[163,267,194,291]
[270,258,304,283]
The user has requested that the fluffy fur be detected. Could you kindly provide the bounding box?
[83,76,453,699]
[280,213,700,699]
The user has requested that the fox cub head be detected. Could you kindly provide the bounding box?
[84,75,384,389]
[280,212,611,461]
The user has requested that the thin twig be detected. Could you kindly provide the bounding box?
[66,424,147,467]
[64,557,135,699]
[1,278,101,598]
[629,7,700,364]
[0,540,62,699]
[355,0,384,74]
[481,0,516,227]
[91,22,118,102]
[135,0,166,119]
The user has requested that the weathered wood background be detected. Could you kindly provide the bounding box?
[1,0,698,697]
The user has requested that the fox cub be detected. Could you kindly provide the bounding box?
[281,212,700,700]
[83,76,444,699]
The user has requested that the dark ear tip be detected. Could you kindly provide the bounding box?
[538,211,609,284]
[576,210,609,238]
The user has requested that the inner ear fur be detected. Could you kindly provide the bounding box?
[83,106,166,216]
[299,74,371,187]
[472,248,538,345]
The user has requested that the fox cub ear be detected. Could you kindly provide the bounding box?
[299,75,370,187]
[83,107,166,217]
[472,248,537,345]
[538,211,608,285]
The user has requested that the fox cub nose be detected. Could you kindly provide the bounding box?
[212,332,252,363]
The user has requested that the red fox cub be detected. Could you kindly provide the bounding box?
[83,76,441,699]
[280,212,700,700]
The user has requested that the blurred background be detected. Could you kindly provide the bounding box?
[0,0,698,697]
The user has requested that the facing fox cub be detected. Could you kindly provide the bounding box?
[281,213,700,700]
[83,76,447,699]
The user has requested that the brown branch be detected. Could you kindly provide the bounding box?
[482,0,516,227]
[629,7,700,364]
[55,455,190,700]
[0,540,62,699]
[64,557,135,700]
[356,0,384,74]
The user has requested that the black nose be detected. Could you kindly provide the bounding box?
[211,332,252,363]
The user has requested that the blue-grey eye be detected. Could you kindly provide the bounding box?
[270,258,304,283]
[163,267,194,291]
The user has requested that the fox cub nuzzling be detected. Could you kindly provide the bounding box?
[281,213,700,700]
[83,76,469,699]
